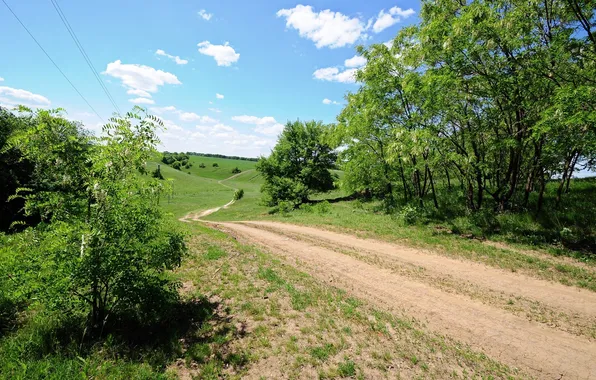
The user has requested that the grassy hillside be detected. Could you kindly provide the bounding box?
[147,161,234,218]
[180,156,257,180]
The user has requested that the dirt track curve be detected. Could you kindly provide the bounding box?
[213,221,596,380]
[179,170,252,222]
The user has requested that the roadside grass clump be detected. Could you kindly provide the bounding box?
[337,357,357,377]
[309,343,336,361]
[204,246,227,260]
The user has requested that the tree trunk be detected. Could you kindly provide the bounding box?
[428,167,439,209]
[537,172,547,213]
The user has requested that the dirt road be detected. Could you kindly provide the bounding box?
[179,170,253,222]
[214,221,596,379]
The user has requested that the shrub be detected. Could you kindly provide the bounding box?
[231,167,241,174]
[10,107,187,328]
[212,163,219,167]
[234,189,244,201]
[199,163,206,168]
[278,201,296,216]
[314,201,331,214]
[151,168,163,180]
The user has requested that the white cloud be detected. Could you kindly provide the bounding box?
[103,60,181,94]
[155,49,188,65]
[232,115,284,136]
[0,77,4,82]
[209,108,221,113]
[0,86,51,107]
[127,88,152,98]
[129,97,155,104]
[149,105,217,123]
[372,6,415,33]
[255,124,285,135]
[313,67,357,83]
[198,9,212,21]
[323,98,340,105]
[197,41,240,66]
[150,105,177,114]
[277,5,366,49]
[179,112,218,123]
[232,115,277,125]
[344,55,367,68]
[159,124,274,157]
[383,39,394,49]
[216,93,224,99]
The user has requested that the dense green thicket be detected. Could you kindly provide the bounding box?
[161,152,192,170]
[1,107,186,341]
[257,120,337,207]
[334,0,596,252]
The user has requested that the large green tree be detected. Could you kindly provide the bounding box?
[257,120,337,207]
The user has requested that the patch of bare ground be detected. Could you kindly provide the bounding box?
[241,221,596,339]
[176,226,524,379]
[214,221,596,380]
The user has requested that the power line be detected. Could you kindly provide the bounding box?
[1,0,105,123]
[49,0,122,116]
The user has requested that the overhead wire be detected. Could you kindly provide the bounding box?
[49,0,122,116]
[1,0,105,123]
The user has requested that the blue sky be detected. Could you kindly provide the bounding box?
[0,0,419,157]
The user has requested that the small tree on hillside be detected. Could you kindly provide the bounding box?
[257,120,337,207]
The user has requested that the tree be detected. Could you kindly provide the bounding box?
[257,120,337,207]
[9,107,186,328]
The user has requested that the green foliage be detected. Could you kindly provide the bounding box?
[151,167,164,180]
[338,358,357,377]
[231,167,241,174]
[199,163,206,168]
[212,163,219,167]
[257,120,337,207]
[332,0,596,252]
[5,107,187,328]
[234,188,244,201]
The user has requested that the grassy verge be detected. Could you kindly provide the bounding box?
[169,222,522,379]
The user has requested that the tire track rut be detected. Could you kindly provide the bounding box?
[215,221,596,379]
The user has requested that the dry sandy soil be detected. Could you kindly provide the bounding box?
[211,221,596,380]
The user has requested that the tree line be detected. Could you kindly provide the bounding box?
[334,0,595,213]
[257,0,595,251]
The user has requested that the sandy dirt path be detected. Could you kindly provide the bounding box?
[179,170,253,222]
[240,221,596,318]
[215,221,596,380]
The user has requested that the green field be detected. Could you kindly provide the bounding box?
[147,161,234,218]
[181,156,257,180]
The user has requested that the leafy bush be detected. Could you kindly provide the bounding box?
[199,163,206,168]
[151,168,163,180]
[212,163,219,167]
[8,107,187,328]
[231,167,241,174]
[278,201,296,216]
[314,201,331,214]
[234,189,244,201]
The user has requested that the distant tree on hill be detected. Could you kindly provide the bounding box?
[199,163,206,168]
[231,167,241,174]
[257,120,337,207]
[212,163,219,167]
